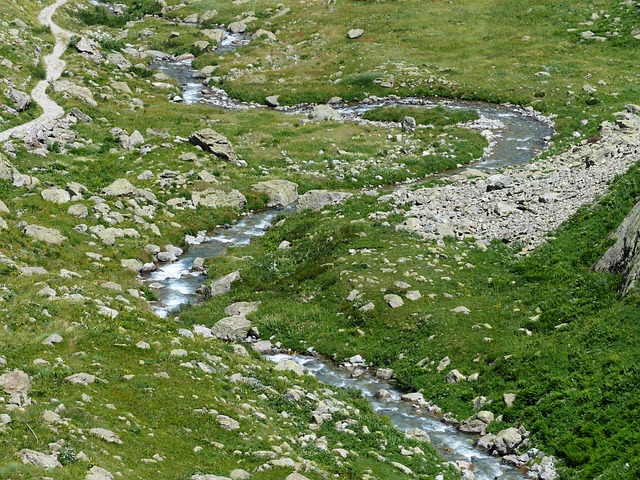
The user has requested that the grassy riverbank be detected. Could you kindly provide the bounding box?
[1,0,639,478]
[163,0,640,150]
[189,162,640,479]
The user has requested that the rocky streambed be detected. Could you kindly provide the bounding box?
[391,106,640,250]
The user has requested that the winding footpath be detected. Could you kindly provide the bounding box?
[0,0,70,143]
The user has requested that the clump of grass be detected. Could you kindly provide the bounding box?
[98,36,126,52]
[29,60,46,80]
[362,105,479,126]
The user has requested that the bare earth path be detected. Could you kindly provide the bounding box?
[0,0,70,142]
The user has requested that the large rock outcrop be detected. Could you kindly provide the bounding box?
[593,199,640,292]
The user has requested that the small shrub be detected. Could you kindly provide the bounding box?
[98,36,126,52]
[68,35,81,49]
[29,61,46,80]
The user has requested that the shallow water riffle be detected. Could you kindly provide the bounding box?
[267,354,525,480]
[146,208,290,318]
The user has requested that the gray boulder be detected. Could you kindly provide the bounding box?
[23,225,67,245]
[274,359,304,376]
[102,178,136,196]
[486,174,513,191]
[7,88,30,111]
[251,179,299,207]
[119,130,144,150]
[18,449,60,469]
[106,52,131,70]
[192,189,246,209]
[52,79,97,106]
[265,95,280,107]
[41,188,71,204]
[75,36,101,56]
[347,29,364,39]
[68,204,89,218]
[189,128,245,166]
[402,116,416,132]
[0,153,17,180]
[253,29,277,42]
[89,427,123,444]
[384,294,404,308]
[492,427,523,455]
[204,270,241,298]
[224,301,261,317]
[404,428,431,443]
[311,104,342,121]
[211,315,252,340]
[228,21,247,34]
[446,369,467,384]
[86,466,114,480]
[298,190,353,210]
[0,369,30,395]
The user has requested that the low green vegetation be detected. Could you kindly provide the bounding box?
[1,0,639,478]
[188,164,640,479]
[361,106,479,127]
[77,0,162,28]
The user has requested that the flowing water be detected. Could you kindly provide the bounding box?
[267,353,525,480]
[150,55,552,172]
[148,208,290,319]
[147,204,529,479]
[144,37,556,480]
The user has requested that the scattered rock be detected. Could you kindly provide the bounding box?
[446,369,467,383]
[65,373,96,385]
[384,294,404,308]
[41,188,71,204]
[0,370,30,396]
[42,333,63,346]
[189,128,245,166]
[347,29,364,39]
[52,79,97,106]
[86,465,115,480]
[102,178,136,196]
[192,189,246,209]
[486,174,513,191]
[593,198,640,292]
[217,414,240,430]
[405,428,431,443]
[224,301,261,317]
[274,359,304,376]
[265,95,280,107]
[228,21,247,34]
[311,104,343,121]
[504,392,517,407]
[6,88,30,112]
